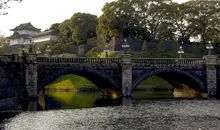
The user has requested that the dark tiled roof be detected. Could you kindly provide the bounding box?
[32,30,56,38]
[10,22,41,31]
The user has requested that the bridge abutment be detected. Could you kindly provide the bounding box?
[121,54,132,97]
[203,55,217,97]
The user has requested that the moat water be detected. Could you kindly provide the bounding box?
[1,90,220,130]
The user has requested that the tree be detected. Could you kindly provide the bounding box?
[141,40,148,57]
[185,0,220,44]
[0,0,22,15]
[0,36,9,54]
[166,2,197,44]
[55,13,98,45]
[97,0,161,43]
[97,0,176,45]
[58,19,72,44]
[50,23,60,35]
[69,12,98,45]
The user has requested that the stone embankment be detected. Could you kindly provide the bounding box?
[0,72,22,111]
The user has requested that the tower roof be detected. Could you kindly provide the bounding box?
[10,22,41,32]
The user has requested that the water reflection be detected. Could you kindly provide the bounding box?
[34,85,207,111]
[36,89,122,110]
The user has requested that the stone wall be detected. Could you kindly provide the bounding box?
[0,62,22,111]
[0,78,22,111]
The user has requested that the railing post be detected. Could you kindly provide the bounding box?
[203,55,217,97]
[121,54,132,98]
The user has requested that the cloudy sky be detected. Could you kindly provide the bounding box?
[0,0,187,36]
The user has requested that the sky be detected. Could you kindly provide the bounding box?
[0,0,187,37]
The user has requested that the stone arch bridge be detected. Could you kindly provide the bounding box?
[0,53,219,104]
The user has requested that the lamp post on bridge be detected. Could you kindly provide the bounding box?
[203,40,217,98]
[122,39,130,54]
[45,45,51,57]
[35,47,41,56]
[206,41,214,55]
[29,37,34,53]
[178,41,184,59]
[21,44,26,56]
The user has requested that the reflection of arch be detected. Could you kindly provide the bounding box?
[38,68,120,93]
[132,68,205,92]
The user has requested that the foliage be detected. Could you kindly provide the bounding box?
[99,51,121,58]
[141,40,147,57]
[97,0,171,43]
[0,36,9,54]
[46,0,220,57]
[56,13,98,45]
[69,12,98,45]
[58,19,72,44]
[185,0,220,44]
[97,0,220,47]
[0,0,22,15]
[85,47,102,57]
[127,48,132,55]
[49,23,60,35]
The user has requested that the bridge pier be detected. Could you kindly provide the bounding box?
[122,97,132,106]
[203,55,217,97]
[25,53,38,111]
[121,54,132,97]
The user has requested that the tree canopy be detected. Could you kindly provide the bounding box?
[97,0,220,45]
[0,36,9,54]
[69,12,98,45]
[52,12,98,46]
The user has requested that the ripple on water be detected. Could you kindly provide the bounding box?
[2,99,220,130]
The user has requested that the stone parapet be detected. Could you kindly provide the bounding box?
[203,55,217,65]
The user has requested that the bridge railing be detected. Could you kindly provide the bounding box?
[37,57,121,64]
[0,55,15,62]
[131,58,205,65]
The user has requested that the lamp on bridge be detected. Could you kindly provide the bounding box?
[35,47,41,55]
[206,41,214,55]
[28,37,33,53]
[21,44,26,56]
[178,43,184,59]
[45,45,51,57]
[122,39,130,54]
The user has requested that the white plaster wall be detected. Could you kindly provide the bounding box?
[33,35,50,43]
[16,30,38,35]
[9,38,25,45]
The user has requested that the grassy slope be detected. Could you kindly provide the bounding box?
[45,74,95,89]
[46,74,171,89]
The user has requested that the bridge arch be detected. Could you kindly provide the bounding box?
[132,68,206,92]
[38,67,120,94]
